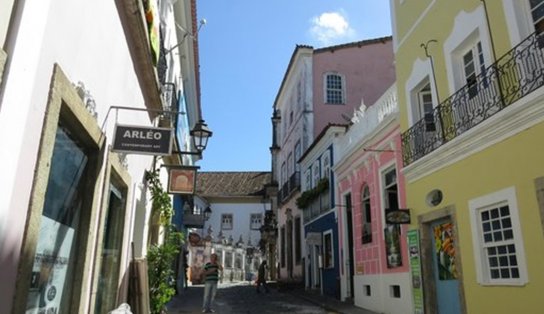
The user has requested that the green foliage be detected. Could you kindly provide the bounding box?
[145,170,174,224]
[145,170,184,314]
[295,177,329,209]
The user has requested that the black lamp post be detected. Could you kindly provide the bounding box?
[175,119,213,156]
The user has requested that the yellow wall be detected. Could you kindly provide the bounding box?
[405,120,544,313]
[393,0,544,312]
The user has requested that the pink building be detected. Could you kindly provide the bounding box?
[270,38,395,286]
[335,85,413,313]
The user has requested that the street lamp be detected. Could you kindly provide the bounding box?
[175,119,213,156]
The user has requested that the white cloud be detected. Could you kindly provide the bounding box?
[309,11,356,46]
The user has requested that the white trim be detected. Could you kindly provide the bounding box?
[503,0,534,47]
[468,186,528,285]
[405,58,438,126]
[323,72,346,105]
[379,161,398,227]
[443,5,492,94]
[323,229,335,269]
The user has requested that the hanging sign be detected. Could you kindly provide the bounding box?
[385,208,411,224]
[168,166,197,194]
[112,124,172,155]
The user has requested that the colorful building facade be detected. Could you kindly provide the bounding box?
[271,37,395,287]
[391,0,544,313]
[335,85,413,313]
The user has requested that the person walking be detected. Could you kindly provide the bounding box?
[202,253,222,313]
[256,260,269,293]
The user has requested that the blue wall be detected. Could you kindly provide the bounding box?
[304,211,339,298]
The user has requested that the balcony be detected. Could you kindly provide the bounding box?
[278,171,300,203]
[302,187,331,223]
[402,31,544,165]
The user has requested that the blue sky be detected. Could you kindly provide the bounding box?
[196,0,392,172]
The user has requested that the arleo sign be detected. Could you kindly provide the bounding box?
[112,124,173,155]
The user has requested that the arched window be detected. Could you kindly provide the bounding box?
[361,185,372,244]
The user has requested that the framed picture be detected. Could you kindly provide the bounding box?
[168,167,197,194]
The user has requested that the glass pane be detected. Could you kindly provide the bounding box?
[490,269,500,279]
[511,268,520,278]
[26,126,89,313]
[94,184,126,314]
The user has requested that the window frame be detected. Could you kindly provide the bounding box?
[323,72,345,105]
[469,187,528,285]
[221,213,233,230]
[250,213,262,230]
[361,184,372,244]
[323,230,334,269]
[321,150,331,179]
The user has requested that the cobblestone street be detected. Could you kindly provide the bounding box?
[167,282,334,314]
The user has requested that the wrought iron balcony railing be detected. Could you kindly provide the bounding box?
[278,171,301,203]
[401,31,544,165]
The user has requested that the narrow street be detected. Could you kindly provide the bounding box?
[167,282,332,314]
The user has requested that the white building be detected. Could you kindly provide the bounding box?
[186,171,271,284]
[0,0,207,313]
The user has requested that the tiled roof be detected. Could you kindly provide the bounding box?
[195,171,272,197]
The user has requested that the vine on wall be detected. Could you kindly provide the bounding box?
[145,170,184,314]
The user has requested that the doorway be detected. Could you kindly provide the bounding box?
[344,193,354,299]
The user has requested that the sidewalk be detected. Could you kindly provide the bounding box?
[287,286,380,314]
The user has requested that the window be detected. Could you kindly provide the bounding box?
[530,0,544,34]
[294,140,301,172]
[250,214,262,230]
[312,160,320,188]
[325,73,344,104]
[280,227,286,267]
[323,230,334,268]
[305,168,312,191]
[417,83,436,132]
[383,167,399,211]
[281,162,286,185]
[321,150,331,179]
[469,187,528,285]
[221,214,233,230]
[463,41,485,98]
[287,152,293,178]
[295,217,302,264]
[361,185,372,244]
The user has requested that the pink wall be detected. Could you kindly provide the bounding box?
[312,38,395,137]
[336,128,409,275]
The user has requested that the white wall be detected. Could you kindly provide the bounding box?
[354,273,414,314]
[204,201,266,248]
[0,0,163,311]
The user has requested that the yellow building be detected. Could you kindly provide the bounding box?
[390,0,544,313]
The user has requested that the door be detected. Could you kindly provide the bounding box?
[344,193,354,299]
[430,219,461,314]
